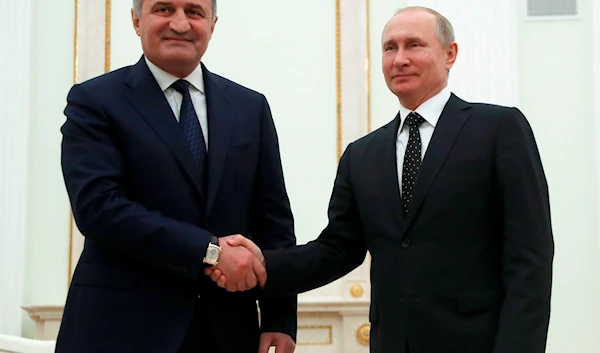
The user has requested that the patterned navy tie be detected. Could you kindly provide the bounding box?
[171,79,208,193]
[402,112,425,214]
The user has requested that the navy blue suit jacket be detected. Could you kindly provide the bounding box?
[57,57,297,353]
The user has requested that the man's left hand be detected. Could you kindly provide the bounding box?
[259,332,295,353]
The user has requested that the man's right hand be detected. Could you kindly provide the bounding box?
[206,235,266,291]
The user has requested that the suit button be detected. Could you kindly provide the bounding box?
[400,239,410,249]
[399,297,404,303]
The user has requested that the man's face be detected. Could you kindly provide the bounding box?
[132,0,217,76]
[381,10,457,105]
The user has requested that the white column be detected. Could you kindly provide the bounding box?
[339,0,371,156]
[69,0,111,278]
[0,0,33,335]
[406,0,520,106]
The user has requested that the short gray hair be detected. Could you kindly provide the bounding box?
[389,6,455,47]
[133,0,217,20]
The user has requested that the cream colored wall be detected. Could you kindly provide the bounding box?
[517,0,600,351]
[21,0,74,338]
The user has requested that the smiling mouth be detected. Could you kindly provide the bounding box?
[392,74,417,80]
[164,38,191,42]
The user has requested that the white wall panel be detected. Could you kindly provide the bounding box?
[0,0,32,336]
[518,0,599,351]
[406,0,520,106]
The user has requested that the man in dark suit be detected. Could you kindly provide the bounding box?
[56,0,296,352]
[209,6,554,353]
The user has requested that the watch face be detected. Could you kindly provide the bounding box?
[206,246,220,262]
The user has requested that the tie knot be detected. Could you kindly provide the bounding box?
[171,79,191,94]
[406,112,425,128]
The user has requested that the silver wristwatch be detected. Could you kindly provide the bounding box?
[203,236,222,266]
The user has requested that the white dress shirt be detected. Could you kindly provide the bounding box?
[396,87,451,196]
[145,57,209,149]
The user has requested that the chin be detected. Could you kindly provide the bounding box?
[391,85,414,97]
[161,51,199,64]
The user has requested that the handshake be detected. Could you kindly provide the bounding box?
[204,235,266,292]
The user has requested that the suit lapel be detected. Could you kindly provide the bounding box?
[376,113,406,230]
[124,57,205,201]
[404,94,472,230]
[202,65,234,215]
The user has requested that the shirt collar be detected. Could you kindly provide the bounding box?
[145,56,205,94]
[398,87,451,136]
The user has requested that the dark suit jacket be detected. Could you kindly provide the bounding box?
[263,94,553,353]
[57,57,297,353]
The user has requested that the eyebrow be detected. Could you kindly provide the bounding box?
[382,38,395,47]
[382,36,423,47]
[404,36,422,43]
[150,1,171,7]
[150,1,206,11]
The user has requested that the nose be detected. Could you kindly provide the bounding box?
[169,9,191,33]
[393,49,410,67]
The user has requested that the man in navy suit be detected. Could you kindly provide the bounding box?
[56,0,296,352]
[210,6,554,353]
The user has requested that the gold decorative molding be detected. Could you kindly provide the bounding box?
[365,0,371,133]
[297,325,333,346]
[68,0,79,286]
[336,0,372,158]
[350,284,364,298]
[73,0,79,84]
[336,0,342,160]
[105,0,112,72]
[69,0,112,284]
[356,323,371,346]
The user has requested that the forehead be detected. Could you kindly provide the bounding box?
[382,10,438,42]
[144,0,210,8]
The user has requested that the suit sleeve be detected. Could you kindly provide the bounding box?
[261,143,368,297]
[61,83,213,281]
[249,96,298,339]
[493,108,554,353]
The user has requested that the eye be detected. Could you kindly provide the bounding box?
[154,6,172,15]
[186,9,204,18]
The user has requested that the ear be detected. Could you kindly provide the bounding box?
[131,8,141,37]
[445,42,458,70]
[210,16,219,35]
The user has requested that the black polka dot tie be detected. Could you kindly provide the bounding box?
[402,112,425,214]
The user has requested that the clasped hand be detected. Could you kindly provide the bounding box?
[206,235,265,292]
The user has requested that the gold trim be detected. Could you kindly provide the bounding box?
[365,0,372,132]
[336,0,342,160]
[350,284,364,298]
[105,0,112,73]
[68,0,79,285]
[356,323,371,346]
[68,214,74,285]
[297,325,333,346]
[73,0,79,84]
[69,0,112,283]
